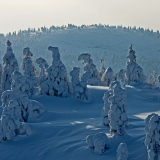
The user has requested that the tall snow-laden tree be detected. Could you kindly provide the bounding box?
[22,47,39,98]
[98,59,106,82]
[1,40,19,92]
[126,45,146,84]
[108,81,128,136]
[70,67,89,100]
[101,67,115,86]
[144,113,160,160]
[78,53,100,86]
[41,46,70,97]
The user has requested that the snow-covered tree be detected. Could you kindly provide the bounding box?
[116,69,126,86]
[1,70,45,122]
[117,143,128,160]
[102,91,111,126]
[108,81,128,136]
[40,46,70,97]
[147,70,159,87]
[98,59,106,81]
[78,53,100,86]
[126,45,146,84]
[144,113,160,160]
[0,64,3,91]
[22,47,39,98]
[1,40,19,92]
[86,132,110,154]
[70,67,89,100]
[101,67,115,86]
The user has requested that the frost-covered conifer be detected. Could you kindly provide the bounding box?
[147,70,159,87]
[117,143,128,160]
[99,59,106,81]
[1,40,19,92]
[102,91,111,126]
[41,46,70,97]
[78,53,100,86]
[1,70,45,122]
[116,69,126,86]
[70,67,89,100]
[144,113,160,160]
[101,67,115,86]
[22,47,39,98]
[126,45,146,84]
[86,132,110,154]
[108,81,128,135]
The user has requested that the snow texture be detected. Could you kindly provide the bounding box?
[86,132,110,154]
[108,81,128,135]
[1,40,19,92]
[22,47,39,98]
[101,67,115,86]
[70,67,89,100]
[117,143,128,160]
[126,45,146,84]
[40,46,70,97]
[78,53,100,86]
[144,113,160,160]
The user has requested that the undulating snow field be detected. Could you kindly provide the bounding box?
[0,84,160,160]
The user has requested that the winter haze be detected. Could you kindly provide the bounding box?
[0,0,160,33]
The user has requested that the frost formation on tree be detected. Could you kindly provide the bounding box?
[98,59,106,81]
[40,46,70,97]
[22,47,39,98]
[147,70,159,87]
[144,113,160,160]
[116,69,126,86]
[86,132,110,154]
[102,90,112,126]
[108,81,128,135]
[101,67,115,86]
[117,143,128,160]
[2,70,45,123]
[1,40,19,92]
[0,64,3,91]
[70,67,89,100]
[78,53,100,86]
[126,45,146,84]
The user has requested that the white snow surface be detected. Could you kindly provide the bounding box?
[0,84,160,159]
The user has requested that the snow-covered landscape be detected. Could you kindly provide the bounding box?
[0,24,160,160]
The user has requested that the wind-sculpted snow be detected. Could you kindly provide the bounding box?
[144,113,160,160]
[101,67,115,86]
[70,67,89,100]
[78,53,101,86]
[126,45,146,84]
[1,40,19,92]
[108,81,128,136]
[40,46,71,97]
[86,132,110,154]
[117,143,128,160]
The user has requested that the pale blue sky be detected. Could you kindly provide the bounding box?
[0,0,160,33]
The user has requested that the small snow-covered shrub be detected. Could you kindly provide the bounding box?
[147,71,159,87]
[117,143,128,160]
[144,113,160,160]
[98,59,106,82]
[116,69,126,86]
[40,46,71,97]
[1,40,19,92]
[86,132,110,154]
[78,53,100,86]
[70,67,89,100]
[126,45,146,84]
[101,67,115,86]
[108,81,128,136]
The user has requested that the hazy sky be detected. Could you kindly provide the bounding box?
[0,0,160,34]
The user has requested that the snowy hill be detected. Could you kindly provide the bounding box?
[0,25,160,76]
[0,84,160,160]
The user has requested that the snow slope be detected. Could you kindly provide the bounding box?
[0,84,160,160]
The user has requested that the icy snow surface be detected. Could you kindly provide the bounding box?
[0,84,160,159]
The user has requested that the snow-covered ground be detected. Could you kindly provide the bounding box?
[0,84,160,160]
